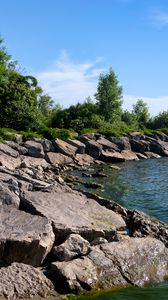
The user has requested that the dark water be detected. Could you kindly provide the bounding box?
[69,157,168,299]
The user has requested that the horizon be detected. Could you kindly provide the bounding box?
[1,0,168,115]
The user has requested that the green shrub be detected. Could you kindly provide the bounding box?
[40,127,76,140]
[19,131,43,141]
[0,127,16,141]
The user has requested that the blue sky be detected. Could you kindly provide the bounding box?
[1,0,168,115]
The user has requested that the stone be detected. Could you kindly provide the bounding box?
[121,150,139,161]
[108,136,131,151]
[0,142,19,157]
[4,141,28,155]
[130,139,149,153]
[54,138,77,158]
[24,140,45,158]
[0,205,54,266]
[42,138,54,152]
[46,152,73,166]
[20,185,126,243]
[75,153,94,166]
[90,237,108,246]
[67,139,86,154]
[53,234,90,261]
[0,182,20,208]
[20,156,49,169]
[96,137,120,152]
[49,237,168,293]
[85,140,103,159]
[0,152,21,170]
[144,152,161,159]
[128,210,168,247]
[0,263,54,299]
[100,150,125,163]
[136,152,148,159]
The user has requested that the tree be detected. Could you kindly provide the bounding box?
[95,68,123,122]
[132,99,150,129]
[149,111,168,129]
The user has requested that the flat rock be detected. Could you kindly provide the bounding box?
[0,205,55,266]
[20,185,126,243]
[54,138,77,158]
[97,137,120,152]
[46,152,73,166]
[0,152,21,170]
[0,263,54,299]
[108,137,131,151]
[85,140,103,159]
[20,156,49,169]
[0,142,19,157]
[24,140,45,158]
[4,140,28,155]
[67,139,86,154]
[52,233,90,261]
[0,182,20,208]
[121,150,139,161]
[50,237,168,293]
[100,150,125,163]
[144,151,161,159]
[75,153,94,166]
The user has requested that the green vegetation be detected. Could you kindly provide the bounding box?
[0,36,168,139]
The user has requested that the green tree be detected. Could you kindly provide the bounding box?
[149,111,168,129]
[132,99,150,129]
[95,68,123,122]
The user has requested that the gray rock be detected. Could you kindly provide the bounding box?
[0,143,19,158]
[144,152,161,159]
[20,185,126,243]
[85,140,103,159]
[50,237,168,292]
[130,139,149,153]
[54,138,77,158]
[46,152,73,166]
[121,150,139,161]
[24,140,45,158]
[128,210,168,247]
[0,263,54,299]
[5,141,28,155]
[108,136,131,151]
[53,234,90,261]
[97,137,120,152]
[0,205,55,266]
[74,153,94,166]
[20,156,49,169]
[0,152,21,170]
[42,138,55,152]
[0,182,20,207]
[67,139,86,154]
[90,237,108,246]
[100,150,125,163]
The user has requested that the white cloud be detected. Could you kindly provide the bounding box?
[150,10,168,28]
[36,51,105,107]
[37,52,168,115]
[123,95,168,116]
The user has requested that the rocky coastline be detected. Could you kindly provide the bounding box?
[0,132,168,299]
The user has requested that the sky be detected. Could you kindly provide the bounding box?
[0,0,168,115]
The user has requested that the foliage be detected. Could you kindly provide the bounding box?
[0,127,16,141]
[95,68,123,122]
[148,111,168,130]
[40,127,76,140]
[132,99,150,129]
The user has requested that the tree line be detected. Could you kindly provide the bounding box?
[0,37,168,138]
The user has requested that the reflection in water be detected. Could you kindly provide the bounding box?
[70,157,168,299]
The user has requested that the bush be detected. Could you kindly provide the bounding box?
[40,127,76,141]
[0,128,16,141]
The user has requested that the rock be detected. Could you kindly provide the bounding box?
[20,156,49,169]
[42,138,54,152]
[0,152,21,170]
[90,237,108,246]
[4,141,28,155]
[75,153,94,166]
[0,182,20,208]
[54,138,77,158]
[85,140,103,159]
[46,152,73,166]
[49,237,168,292]
[92,172,107,178]
[0,263,54,299]
[53,234,90,261]
[108,137,131,151]
[0,205,54,266]
[0,142,19,157]
[20,185,126,243]
[136,152,148,159]
[96,137,120,152]
[24,140,45,158]
[100,150,125,163]
[79,133,96,143]
[121,150,139,161]
[67,139,86,154]
[110,165,121,170]
[130,139,149,153]
[128,210,168,247]
[14,134,23,144]
[144,152,161,159]
[84,182,103,189]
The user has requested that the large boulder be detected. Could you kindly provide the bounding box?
[121,150,139,161]
[96,137,120,152]
[24,140,45,158]
[52,234,90,261]
[0,181,20,208]
[0,205,55,266]
[54,138,77,158]
[67,139,86,154]
[20,185,126,243]
[85,140,103,159]
[0,152,21,170]
[46,152,73,166]
[100,150,125,163]
[0,142,19,157]
[74,153,94,166]
[20,156,49,169]
[49,237,168,293]
[128,210,168,247]
[5,141,28,155]
[0,263,54,299]
[108,137,131,151]
[130,139,149,154]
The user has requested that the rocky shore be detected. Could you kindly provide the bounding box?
[0,132,168,299]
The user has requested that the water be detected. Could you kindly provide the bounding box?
[69,157,168,299]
